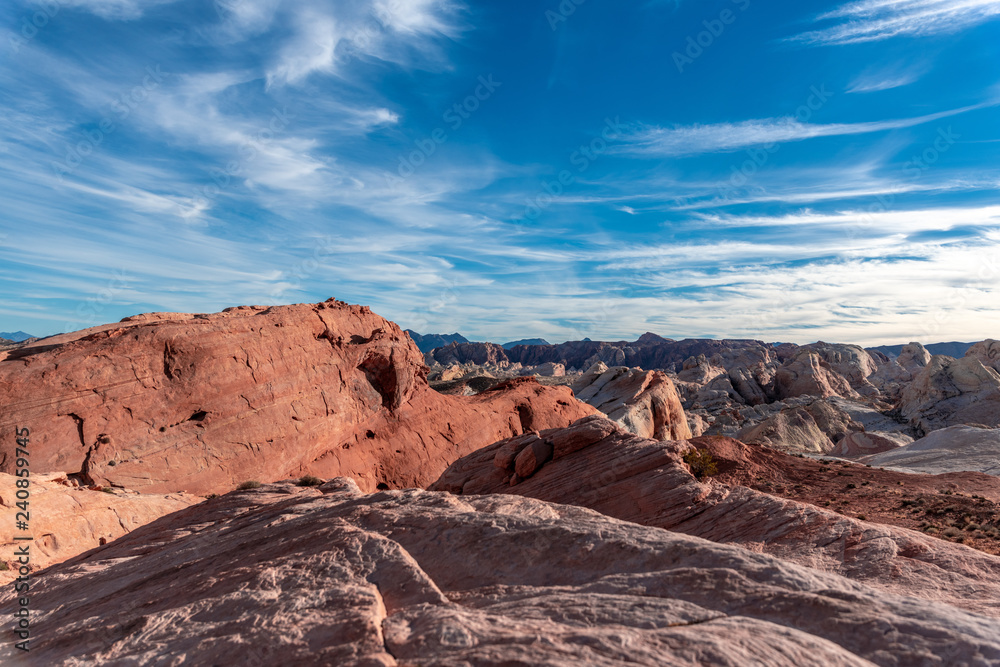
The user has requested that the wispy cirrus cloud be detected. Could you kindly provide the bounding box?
[792,0,1000,45]
[616,102,990,157]
[847,61,930,93]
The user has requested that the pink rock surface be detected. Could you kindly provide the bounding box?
[0,472,199,583]
[432,417,1000,619]
[5,479,999,665]
[0,301,594,496]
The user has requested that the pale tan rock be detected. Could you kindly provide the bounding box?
[736,407,835,453]
[7,480,1000,666]
[573,366,691,440]
[0,472,199,582]
[898,342,932,372]
[898,355,1000,433]
[863,425,1000,476]
[775,351,859,400]
[966,339,1000,373]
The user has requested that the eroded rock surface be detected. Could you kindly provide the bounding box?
[0,472,199,582]
[6,479,1000,666]
[432,418,1000,617]
[572,364,691,440]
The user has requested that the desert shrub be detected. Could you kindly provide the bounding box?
[205,493,218,500]
[846,483,857,489]
[683,449,719,479]
[101,487,115,494]
[942,527,961,538]
[297,475,323,487]
[857,514,867,521]
[0,562,8,571]
[966,523,980,531]
[237,481,262,491]
[924,526,939,534]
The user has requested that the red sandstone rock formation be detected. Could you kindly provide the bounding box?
[6,478,1000,665]
[0,301,594,496]
[432,417,1000,616]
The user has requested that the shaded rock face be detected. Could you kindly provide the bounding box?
[736,406,836,453]
[432,419,1000,619]
[831,431,900,458]
[0,472,200,581]
[898,342,932,372]
[898,355,1000,433]
[572,364,691,440]
[9,480,1000,666]
[863,425,1000,476]
[0,301,594,495]
[775,350,859,400]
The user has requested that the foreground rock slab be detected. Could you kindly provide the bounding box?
[5,480,1000,666]
[433,417,1000,617]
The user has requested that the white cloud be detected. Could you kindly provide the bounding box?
[41,0,180,20]
[617,103,990,157]
[793,0,1000,45]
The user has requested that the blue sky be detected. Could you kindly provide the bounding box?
[1,0,999,345]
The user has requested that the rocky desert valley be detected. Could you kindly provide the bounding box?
[1,300,1000,665]
[5,0,1000,664]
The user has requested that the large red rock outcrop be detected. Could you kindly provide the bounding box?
[0,301,594,495]
[432,417,1000,617]
[6,479,1000,665]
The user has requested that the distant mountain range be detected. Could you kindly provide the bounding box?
[404,331,470,353]
[869,341,976,359]
[501,338,550,349]
[0,331,34,342]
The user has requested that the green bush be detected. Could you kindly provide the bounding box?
[296,475,323,487]
[683,449,719,479]
[237,481,262,491]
